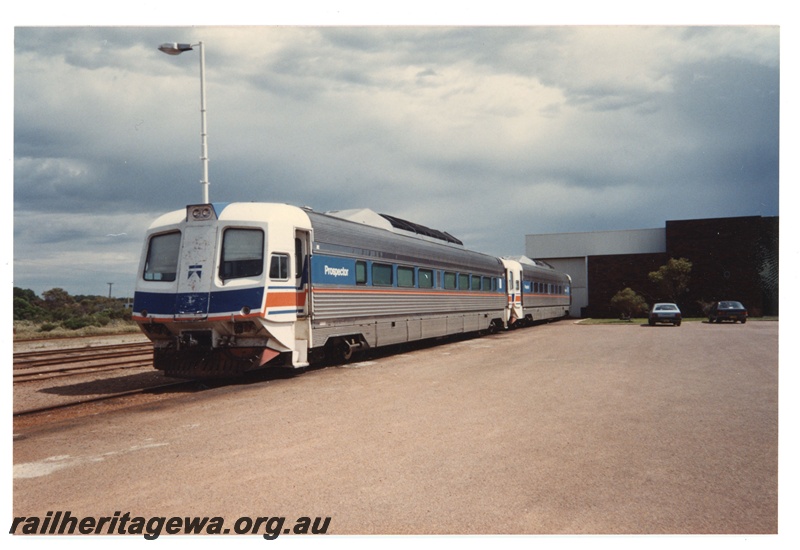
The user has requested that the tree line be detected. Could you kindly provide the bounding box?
[13,287,133,331]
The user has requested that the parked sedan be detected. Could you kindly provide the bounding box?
[649,303,682,326]
[708,301,748,323]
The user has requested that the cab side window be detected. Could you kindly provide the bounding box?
[269,253,290,280]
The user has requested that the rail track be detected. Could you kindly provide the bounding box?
[13,342,154,383]
[13,341,205,418]
[13,339,299,419]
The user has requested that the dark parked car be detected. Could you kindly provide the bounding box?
[708,301,748,323]
[649,303,682,326]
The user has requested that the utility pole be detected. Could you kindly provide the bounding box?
[107,282,114,298]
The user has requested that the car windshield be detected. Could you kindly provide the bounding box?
[656,304,677,311]
[719,301,743,309]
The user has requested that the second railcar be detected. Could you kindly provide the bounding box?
[513,256,571,325]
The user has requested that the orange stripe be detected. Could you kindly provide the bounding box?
[266,290,307,308]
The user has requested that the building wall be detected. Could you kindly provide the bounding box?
[525,216,778,318]
[666,216,778,316]
[526,228,667,317]
[526,227,665,258]
[544,257,588,318]
[586,253,667,318]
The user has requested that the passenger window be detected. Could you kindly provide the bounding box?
[220,229,264,280]
[398,266,415,288]
[144,231,181,281]
[471,276,481,291]
[372,263,393,286]
[419,269,434,289]
[458,274,469,290]
[482,276,492,291]
[444,272,456,290]
[355,261,367,285]
[268,253,289,280]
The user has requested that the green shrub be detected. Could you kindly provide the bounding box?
[62,316,94,330]
[610,287,649,319]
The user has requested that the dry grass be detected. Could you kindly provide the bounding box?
[13,320,141,341]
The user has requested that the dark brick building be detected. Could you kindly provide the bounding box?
[665,216,779,317]
[527,216,778,318]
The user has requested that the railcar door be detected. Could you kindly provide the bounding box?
[174,223,217,318]
[294,228,312,365]
[295,229,311,318]
[502,259,523,326]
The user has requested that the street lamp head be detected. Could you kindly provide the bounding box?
[158,42,194,55]
[156,40,210,203]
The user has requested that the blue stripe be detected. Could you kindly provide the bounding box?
[267,309,302,316]
[134,287,265,316]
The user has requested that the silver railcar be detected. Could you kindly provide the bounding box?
[132,203,569,377]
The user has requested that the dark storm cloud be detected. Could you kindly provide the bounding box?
[12,25,780,296]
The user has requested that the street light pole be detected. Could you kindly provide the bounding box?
[158,41,210,204]
[198,41,209,204]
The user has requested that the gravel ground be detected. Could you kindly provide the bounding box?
[13,321,779,536]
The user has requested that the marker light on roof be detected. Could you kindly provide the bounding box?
[188,204,216,221]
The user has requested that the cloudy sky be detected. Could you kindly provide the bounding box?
[9,6,785,298]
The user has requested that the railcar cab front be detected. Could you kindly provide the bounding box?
[133,203,314,376]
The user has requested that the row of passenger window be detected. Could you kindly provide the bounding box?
[526,281,568,295]
[356,260,501,291]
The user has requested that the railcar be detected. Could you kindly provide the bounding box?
[503,256,572,326]
[132,202,569,377]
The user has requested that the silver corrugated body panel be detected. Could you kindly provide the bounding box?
[522,305,569,320]
[312,289,505,320]
[312,312,495,348]
[523,295,571,308]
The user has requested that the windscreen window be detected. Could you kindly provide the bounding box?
[220,228,264,280]
[143,231,181,281]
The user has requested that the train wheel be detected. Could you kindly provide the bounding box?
[340,340,355,361]
[327,337,358,363]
